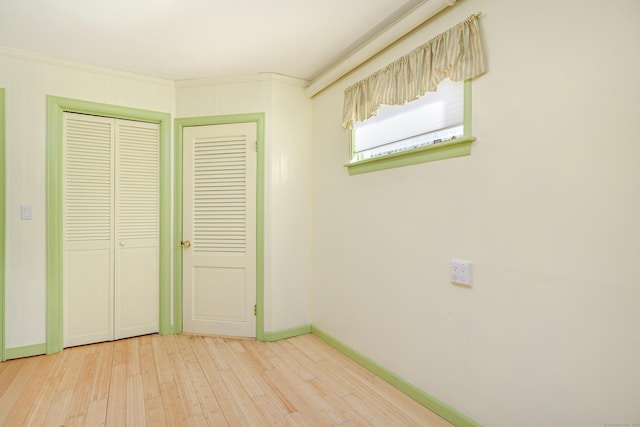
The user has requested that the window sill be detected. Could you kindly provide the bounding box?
[345,136,475,176]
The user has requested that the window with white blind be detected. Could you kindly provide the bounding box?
[351,78,465,162]
[346,78,475,175]
[343,13,485,175]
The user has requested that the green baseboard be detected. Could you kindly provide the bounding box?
[311,326,482,427]
[261,324,312,342]
[5,343,47,360]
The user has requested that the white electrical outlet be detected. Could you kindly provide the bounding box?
[450,259,471,286]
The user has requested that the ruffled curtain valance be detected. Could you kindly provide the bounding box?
[342,14,486,128]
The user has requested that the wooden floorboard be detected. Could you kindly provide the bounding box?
[0,334,453,426]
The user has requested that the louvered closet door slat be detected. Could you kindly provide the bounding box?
[64,115,113,242]
[115,120,159,240]
[193,136,247,253]
[63,113,114,348]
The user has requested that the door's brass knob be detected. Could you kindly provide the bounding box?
[181,240,191,248]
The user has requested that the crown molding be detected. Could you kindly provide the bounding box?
[0,47,175,87]
[175,73,308,89]
[305,0,455,98]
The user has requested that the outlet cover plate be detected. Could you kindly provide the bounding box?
[450,259,471,286]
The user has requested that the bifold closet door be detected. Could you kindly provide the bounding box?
[63,114,115,348]
[63,113,159,348]
[114,119,159,340]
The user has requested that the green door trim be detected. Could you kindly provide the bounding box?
[0,88,5,361]
[174,113,265,340]
[46,96,172,354]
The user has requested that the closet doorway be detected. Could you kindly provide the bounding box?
[62,112,159,348]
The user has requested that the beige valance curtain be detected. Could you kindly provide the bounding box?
[342,14,486,128]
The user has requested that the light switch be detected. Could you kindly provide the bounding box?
[21,205,33,220]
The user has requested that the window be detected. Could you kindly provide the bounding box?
[352,78,463,162]
[342,13,485,175]
[352,76,470,155]
[347,78,475,175]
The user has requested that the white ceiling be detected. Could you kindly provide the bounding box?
[0,0,425,82]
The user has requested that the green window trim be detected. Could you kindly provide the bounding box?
[46,96,172,354]
[346,137,475,175]
[347,79,475,175]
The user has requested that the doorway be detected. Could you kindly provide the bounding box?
[46,96,172,354]
[174,114,265,340]
[182,123,256,337]
[62,113,160,347]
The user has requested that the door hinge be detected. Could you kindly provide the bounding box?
[254,304,257,316]
[254,140,258,152]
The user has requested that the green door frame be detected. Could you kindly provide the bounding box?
[174,114,265,340]
[0,88,5,361]
[46,96,173,354]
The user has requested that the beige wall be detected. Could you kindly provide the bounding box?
[310,0,640,426]
[176,74,313,332]
[0,50,176,348]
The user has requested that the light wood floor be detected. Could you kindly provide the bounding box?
[0,333,453,426]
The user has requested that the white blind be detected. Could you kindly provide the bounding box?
[193,136,247,253]
[115,120,159,240]
[353,78,463,153]
[63,114,113,241]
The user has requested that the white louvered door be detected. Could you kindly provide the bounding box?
[114,119,159,340]
[63,114,115,347]
[182,123,257,337]
[63,113,159,348]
